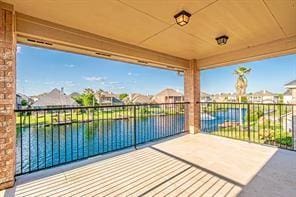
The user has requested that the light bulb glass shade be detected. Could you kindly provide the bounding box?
[174,10,191,26]
[216,35,229,45]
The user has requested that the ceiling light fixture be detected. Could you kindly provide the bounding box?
[174,10,191,26]
[215,35,229,45]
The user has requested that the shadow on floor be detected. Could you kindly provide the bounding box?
[4,134,296,197]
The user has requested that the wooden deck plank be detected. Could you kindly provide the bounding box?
[3,133,295,197]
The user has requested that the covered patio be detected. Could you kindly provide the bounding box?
[3,133,296,196]
[0,0,296,195]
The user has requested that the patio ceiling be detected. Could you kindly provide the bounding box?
[3,0,296,69]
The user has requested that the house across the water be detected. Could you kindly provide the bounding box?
[31,88,79,108]
[123,93,153,104]
[152,88,184,103]
[248,90,279,103]
[95,90,123,106]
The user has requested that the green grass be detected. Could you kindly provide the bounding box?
[16,107,184,126]
[212,127,293,147]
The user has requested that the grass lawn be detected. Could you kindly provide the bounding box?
[212,127,293,147]
[16,107,184,126]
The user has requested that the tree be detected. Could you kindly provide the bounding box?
[234,66,251,101]
[74,89,97,106]
[21,99,28,106]
[234,66,251,125]
[119,93,128,100]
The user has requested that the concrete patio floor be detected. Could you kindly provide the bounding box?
[2,133,296,197]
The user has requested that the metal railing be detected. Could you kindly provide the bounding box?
[15,102,188,175]
[199,102,296,151]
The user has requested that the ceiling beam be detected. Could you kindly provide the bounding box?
[198,36,296,70]
[15,12,189,70]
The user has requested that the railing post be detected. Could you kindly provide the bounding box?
[292,105,296,151]
[133,105,137,149]
[248,103,251,141]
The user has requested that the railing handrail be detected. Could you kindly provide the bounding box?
[15,101,188,175]
[199,102,295,152]
[197,101,296,106]
[14,102,190,112]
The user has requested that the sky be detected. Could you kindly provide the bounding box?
[16,44,184,96]
[201,54,296,94]
[17,44,296,96]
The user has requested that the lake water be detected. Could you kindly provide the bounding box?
[201,108,247,132]
[16,108,246,175]
[16,114,185,175]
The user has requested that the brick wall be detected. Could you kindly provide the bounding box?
[184,59,200,134]
[0,4,16,190]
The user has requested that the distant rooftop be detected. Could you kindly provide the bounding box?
[154,88,183,97]
[32,88,79,107]
[284,80,296,88]
[250,90,276,97]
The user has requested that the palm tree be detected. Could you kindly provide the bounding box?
[234,66,251,126]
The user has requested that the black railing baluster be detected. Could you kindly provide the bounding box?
[268,104,270,145]
[87,108,90,157]
[81,110,84,157]
[70,109,73,161]
[58,110,60,163]
[44,110,46,168]
[133,105,137,149]
[97,108,100,153]
[28,112,31,173]
[292,105,295,150]
[36,111,39,170]
[257,104,259,144]
[280,105,282,148]
[51,110,53,166]
[248,103,250,142]
[285,105,288,149]
[92,108,95,154]
[16,102,296,176]
[76,109,79,159]
[263,104,265,144]
[20,112,23,174]
[64,110,66,162]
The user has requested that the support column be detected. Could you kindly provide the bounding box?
[0,2,16,190]
[184,59,200,134]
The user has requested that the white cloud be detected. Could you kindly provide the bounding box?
[84,76,106,81]
[64,81,75,87]
[109,81,120,85]
[44,81,55,85]
[17,46,21,54]
[127,72,139,77]
[44,80,75,87]
[65,64,76,68]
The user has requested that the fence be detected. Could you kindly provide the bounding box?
[200,102,295,151]
[15,103,188,175]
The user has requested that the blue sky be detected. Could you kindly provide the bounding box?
[201,54,296,94]
[17,44,183,96]
[17,44,296,96]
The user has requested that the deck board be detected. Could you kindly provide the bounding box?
[3,133,296,197]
